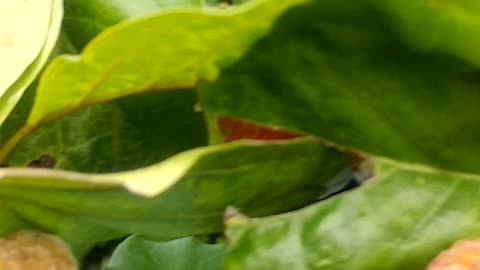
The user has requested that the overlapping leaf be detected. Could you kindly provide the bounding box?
[0,0,309,162]
[200,0,480,174]
[4,0,479,267]
[225,158,480,270]
[0,138,351,251]
[28,0,304,125]
[106,236,223,270]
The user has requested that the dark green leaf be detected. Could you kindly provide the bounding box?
[106,236,223,270]
[200,0,480,174]
[6,90,207,173]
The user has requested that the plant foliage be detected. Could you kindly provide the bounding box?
[0,0,479,269]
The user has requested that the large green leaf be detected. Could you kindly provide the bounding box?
[225,158,480,270]
[106,236,223,270]
[0,0,63,126]
[63,0,204,50]
[373,1,480,68]
[5,90,207,173]
[0,0,308,162]
[0,138,351,247]
[30,0,304,125]
[200,0,480,174]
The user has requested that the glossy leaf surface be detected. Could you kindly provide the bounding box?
[225,158,480,270]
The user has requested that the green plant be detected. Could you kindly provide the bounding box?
[1,0,480,269]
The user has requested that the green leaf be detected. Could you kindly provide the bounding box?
[0,0,309,162]
[200,0,480,174]
[0,138,351,246]
[63,0,204,50]
[6,90,208,173]
[29,0,305,126]
[225,158,480,270]
[0,0,63,126]
[373,1,480,68]
[106,236,223,270]
[0,32,83,161]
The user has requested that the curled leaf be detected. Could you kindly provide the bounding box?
[0,138,352,245]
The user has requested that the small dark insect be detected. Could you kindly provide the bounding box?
[28,155,56,168]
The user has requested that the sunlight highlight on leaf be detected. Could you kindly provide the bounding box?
[0,0,63,125]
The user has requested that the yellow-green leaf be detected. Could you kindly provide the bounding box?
[0,0,63,125]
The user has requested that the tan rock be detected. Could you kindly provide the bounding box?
[428,239,480,270]
[0,231,77,270]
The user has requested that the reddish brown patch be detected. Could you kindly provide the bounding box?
[350,151,366,168]
[217,117,301,142]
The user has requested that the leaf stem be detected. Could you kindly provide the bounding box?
[0,124,36,164]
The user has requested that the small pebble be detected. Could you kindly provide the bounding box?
[428,239,480,270]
